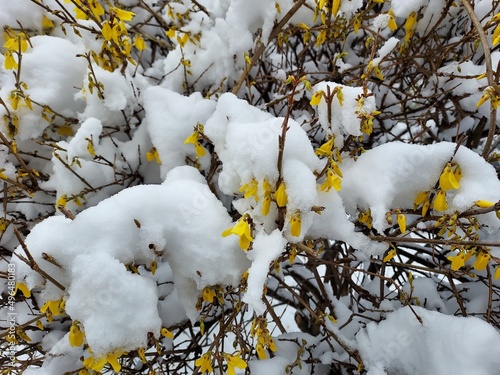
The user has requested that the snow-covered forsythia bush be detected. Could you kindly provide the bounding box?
[1,0,500,374]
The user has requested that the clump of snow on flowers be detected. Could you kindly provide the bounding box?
[340,141,500,233]
[14,166,249,356]
[356,306,500,375]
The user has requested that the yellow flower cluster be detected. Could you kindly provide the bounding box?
[40,299,65,322]
[83,351,122,373]
[315,137,344,192]
[222,215,253,250]
[184,129,207,158]
[448,248,492,273]
[3,30,29,70]
[414,162,462,215]
[250,317,277,360]
[358,209,372,229]
[225,177,303,244]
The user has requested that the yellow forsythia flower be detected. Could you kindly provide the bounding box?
[222,216,253,250]
[138,347,146,363]
[397,213,406,234]
[256,343,267,359]
[475,200,495,208]
[414,191,429,206]
[108,353,122,372]
[383,248,396,262]
[202,287,216,303]
[262,194,272,216]
[239,179,259,200]
[449,252,465,271]
[315,138,334,157]
[146,147,162,164]
[290,212,301,237]
[439,163,460,190]
[134,35,147,50]
[332,0,341,16]
[473,251,490,271]
[275,181,288,207]
[224,353,247,375]
[433,190,448,211]
[69,322,84,347]
[4,51,17,70]
[320,169,342,192]
[195,352,214,373]
[310,91,323,106]
[42,15,55,28]
[494,267,500,280]
[161,327,174,338]
[87,139,96,157]
[15,282,31,298]
[110,6,135,21]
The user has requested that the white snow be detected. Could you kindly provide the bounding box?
[357,306,500,375]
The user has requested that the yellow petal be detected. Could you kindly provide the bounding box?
[397,213,406,233]
[134,35,146,50]
[473,251,490,271]
[138,348,146,363]
[439,164,459,190]
[422,200,430,217]
[146,147,161,164]
[57,194,68,208]
[263,179,273,193]
[17,328,31,342]
[290,213,301,237]
[388,12,397,31]
[414,191,429,206]
[106,352,121,372]
[405,11,417,33]
[256,343,267,359]
[310,91,323,106]
[194,142,206,157]
[239,234,251,251]
[433,190,448,212]
[383,248,396,262]
[102,21,113,41]
[90,0,105,17]
[87,140,96,157]
[4,51,17,70]
[226,354,247,375]
[166,29,176,39]
[202,287,216,303]
[331,160,343,177]
[69,322,84,347]
[15,282,31,298]
[494,267,500,280]
[262,194,271,216]
[161,327,174,338]
[275,181,288,207]
[450,252,465,271]
[42,15,55,28]
[475,200,495,208]
[110,6,135,21]
[315,138,334,157]
[477,91,490,107]
[332,0,341,16]
[240,179,258,200]
[184,131,200,146]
